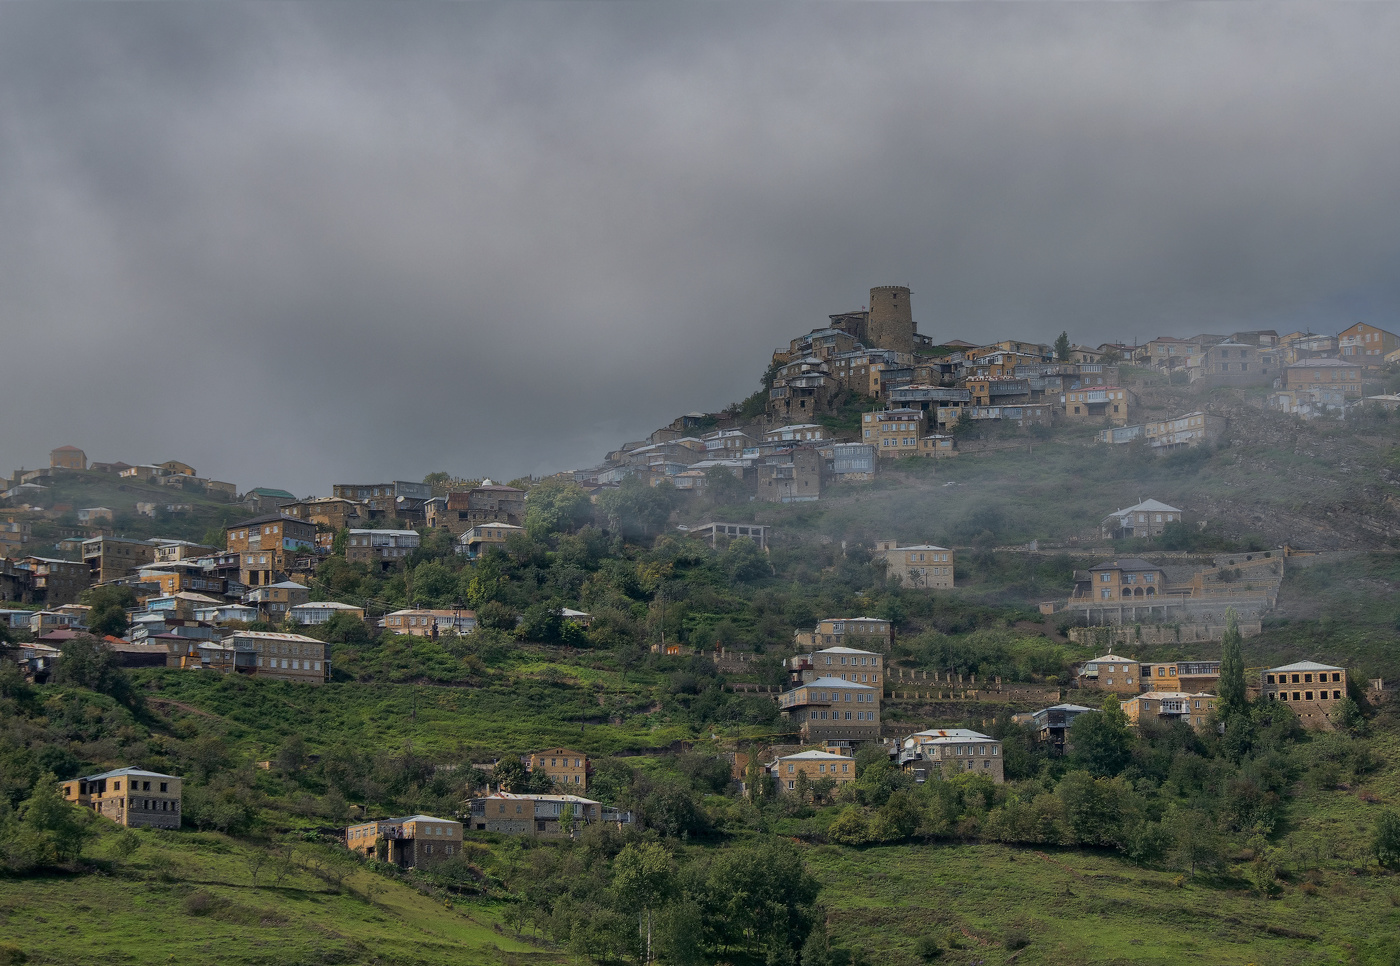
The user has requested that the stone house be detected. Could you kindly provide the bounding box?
[861,408,927,458]
[1100,499,1182,539]
[82,536,156,583]
[1121,691,1217,732]
[382,608,476,637]
[1337,322,1398,367]
[1283,358,1364,399]
[898,729,1004,783]
[331,481,433,519]
[873,542,954,590]
[442,485,526,535]
[18,556,89,606]
[1188,340,1280,387]
[1260,661,1348,730]
[778,676,881,742]
[527,748,591,791]
[288,601,365,625]
[346,815,462,868]
[61,767,182,829]
[457,522,525,558]
[345,529,420,571]
[756,447,823,503]
[225,514,317,587]
[769,750,856,793]
[1140,660,1220,695]
[467,792,631,837]
[281,497,369,531]
[49,446,87,470]
[225,629,330,684]
[1063,386,1134,425]
[794,617,893,655]
[1075,653,1143,694]
[1024,704,1097,754]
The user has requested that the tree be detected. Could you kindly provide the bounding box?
[613,842,673,964]
[1166,807,1223,875]
[477,600,519,632]
[1373,810,1400,869]
[597,476,679,541]
[19,771,91,865]
[410,561,457,606]
[82,584,137,637]
[493,756,529,793]
[1054,331,1072,362]
[704,466,748,506]
[1217,608,1247,719]
[722,538,770,583]
[525,478,594,539]
[1068,696,1133,777]
[53,635,135,705]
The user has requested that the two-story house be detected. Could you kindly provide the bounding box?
[862,408,927,458]
[898,729,1004,783]
[1121,691,1216,731]
[1140,660,1220,695]
[872,542,954,589]
[346,815,462,868]
[1337,322,1398,367]
[769,750,856,793]
[244,580,310,620]
[794,617,893,654]
[61,767,182,829]
[1063,386,1133,425]
[82,536,156,584]
[1075,653,1142,693]
[226,629,331,684]
[345,529,420,571]
[527,748,591,790]
[1283,358,1364,399]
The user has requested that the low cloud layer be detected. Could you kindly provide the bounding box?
[3,4,1399,493]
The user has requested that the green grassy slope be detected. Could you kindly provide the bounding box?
[811,729,1400,966]
[0,823,558,966]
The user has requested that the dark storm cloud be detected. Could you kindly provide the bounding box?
[3,4,1400,492]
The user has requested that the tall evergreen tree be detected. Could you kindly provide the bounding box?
[1217,608,1247,718]
[1054,330,1072,362]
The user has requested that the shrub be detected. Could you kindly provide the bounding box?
[183,890,215,916]
[914,935,942,960]
[1003,927,1031,951]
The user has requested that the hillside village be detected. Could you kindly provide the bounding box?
[4,286,1400,964]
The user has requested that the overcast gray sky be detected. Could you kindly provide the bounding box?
[3,3,1399,494]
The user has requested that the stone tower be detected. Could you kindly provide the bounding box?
[867,285,915,354]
